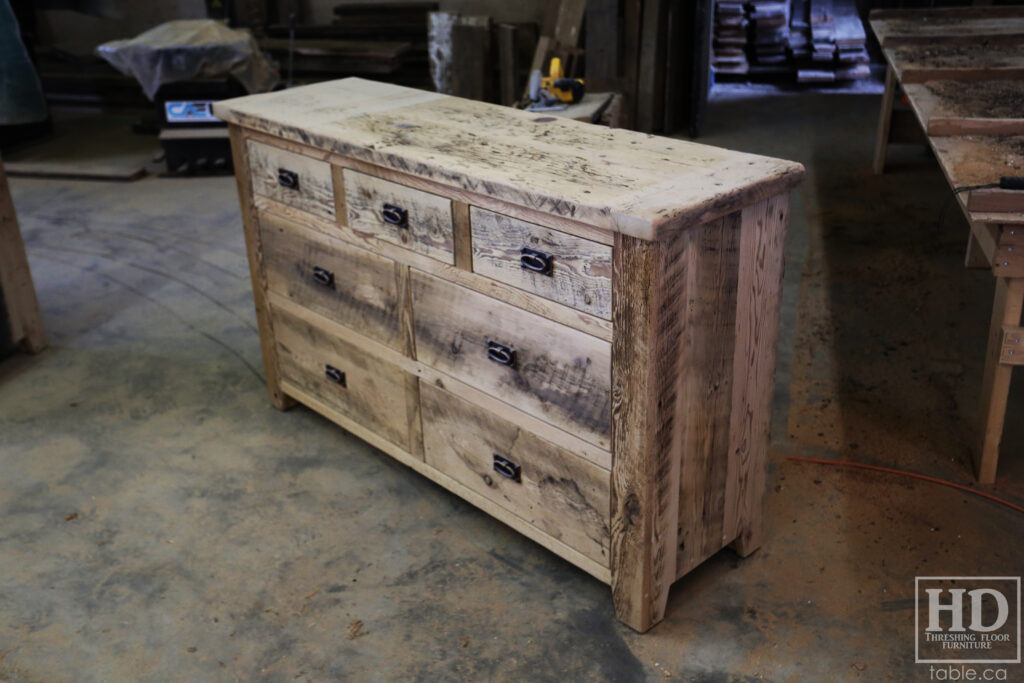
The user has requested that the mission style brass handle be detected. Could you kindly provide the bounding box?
[312,266,334,287]
[381,202,408,227]
[493,454,521,482]
[324,364,346,387]
[277,168,299,190]
[486,339,515,367]
[520,247,553,276]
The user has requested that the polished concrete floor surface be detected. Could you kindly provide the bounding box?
[1,97,1022,681]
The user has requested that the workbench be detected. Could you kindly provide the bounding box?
[216,78,803,631]
[871,6,1024,483]
[0,154,45,358]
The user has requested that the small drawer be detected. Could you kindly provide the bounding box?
[471,208,612,320]
[271,305,413,451]
[411,271,611,449]
[421,383,610,565]
[248,140,335,221]
[343,169,454,264]
[260,212,404,351]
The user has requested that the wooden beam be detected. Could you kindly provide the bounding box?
[976,278,1024,483]
[228,125,295,410]
[874,65,897,175]
[0,154,46,353]
[610,234,677,632]
[928,117,1024,137]
[1000,324,1024,365]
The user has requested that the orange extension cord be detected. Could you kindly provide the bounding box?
[786,456,1024,515]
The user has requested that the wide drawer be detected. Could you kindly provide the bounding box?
[421,383,610,565]
[248,140,335,221]
[271,304,413,451]
[470,208,612,320]
[343,169,454,264]
[260,212,404,351]
[411,271,611,449]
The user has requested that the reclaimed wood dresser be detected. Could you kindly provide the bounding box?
[216,78,803,632]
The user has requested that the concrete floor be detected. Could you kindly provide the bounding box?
[1,96,1022,682]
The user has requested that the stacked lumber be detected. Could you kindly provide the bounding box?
[751,1,790,66]
[713,0,749,75]
[798,0,870,82]
[263,1,436,88]
[710,0,870,83]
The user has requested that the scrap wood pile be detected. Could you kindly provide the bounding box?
[713,0,870,82]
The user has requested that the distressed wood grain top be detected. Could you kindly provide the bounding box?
[884,42,1024,84]
[870,7,1024,47]
[213,78,804,241]
[930,135,1024,224]
[903,79,1024,135]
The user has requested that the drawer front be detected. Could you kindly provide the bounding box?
[260,212,403,351]
[421,383,610,564]
[471,208,612,319]
[248,139,335,220]
[343,169,454,264]
[411,271,611,448]
[271,305,412,450]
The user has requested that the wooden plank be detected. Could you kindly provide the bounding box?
[928,135,1024,227]
[396,264,424,459]
[610,234,675,633]
[672,211,742,578]
[256,196,615,341]
[451,17,492,102]
[421,383,611,565]
[213,79,804,241]
[247,139,335,221]
[497,23,519,107]
[469,207,613,320]
[870,8,1024,48]
[410,270,613,449]
[552,0,588,48]
[281,378,611,583]
[584,0,620,92]
[343,168,455,264]
[3,160,145,181]
[0,155,46,353]
[903,80,1024,137]
[975,278,1024,483]
[636,0,669,133]
[228,126,295,410]
[888,43,1024,85]
[271,303,413,450]
[260,212,404,351]
[968,189,1024,215]
[1000,324,1024,366]
[268,291,611,469]
[874,65,897,175]
[724,194,788,556]
[452,200,473,271]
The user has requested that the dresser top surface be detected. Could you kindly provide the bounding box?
[215,78,803,240]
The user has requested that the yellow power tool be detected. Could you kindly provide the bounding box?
[525,58,584,111]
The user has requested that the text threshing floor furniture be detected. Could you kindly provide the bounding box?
[215,78,803,631]
[871,6,1024,484]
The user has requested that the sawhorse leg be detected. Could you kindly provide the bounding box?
[976,277,1024,483]
[873,65,897,175]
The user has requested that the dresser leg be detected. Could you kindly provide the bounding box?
[228,124,297,412]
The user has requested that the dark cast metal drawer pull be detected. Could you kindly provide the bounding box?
[324,364,346,387]
[277,168,299,190]
[520,247,553,276]
[486,339,516,367]
[493,454,521,482]
[381,202,408,227]
[311,266,334,287]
